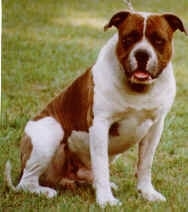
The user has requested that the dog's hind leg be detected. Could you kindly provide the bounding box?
[17,117,64,198]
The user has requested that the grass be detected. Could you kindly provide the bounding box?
[1,0,188,211]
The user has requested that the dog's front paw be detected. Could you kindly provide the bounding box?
[97,193,121,208]
[138,185,166,202]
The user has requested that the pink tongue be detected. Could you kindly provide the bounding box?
[134,71,150,80]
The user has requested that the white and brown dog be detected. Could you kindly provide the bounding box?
[5,10,187,207]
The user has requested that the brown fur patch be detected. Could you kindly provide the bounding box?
[109,122,120,137]
[146,15,173,75]
[34,68,94,143]
[116,14,144,68]
[20,133,33,175]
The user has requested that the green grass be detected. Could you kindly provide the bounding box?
[1,0,188,211]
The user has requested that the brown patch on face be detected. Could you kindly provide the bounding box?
[34,68,94,143]
[145,15,174,76]
[116,14,144,74]
[20,134,33,176]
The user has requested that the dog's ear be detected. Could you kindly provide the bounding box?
[163,14,188,35]
[104,11,130,31]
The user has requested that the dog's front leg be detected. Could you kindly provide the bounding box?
[136,117,166,202]
[89,118,120,207]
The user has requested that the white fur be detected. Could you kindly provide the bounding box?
[17,117,63,198]
[139,12,150,36]
[137,11,152,19]
[5,161,17,191]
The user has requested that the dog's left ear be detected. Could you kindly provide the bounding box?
[104,11,130,31]
[163,14,188,35]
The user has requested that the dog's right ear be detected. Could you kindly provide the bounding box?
[104,11,130,31]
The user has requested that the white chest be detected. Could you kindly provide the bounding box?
[68,108,157,166]
[108,109,155,155]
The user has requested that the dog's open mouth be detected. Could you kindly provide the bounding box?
[130,70,153,84]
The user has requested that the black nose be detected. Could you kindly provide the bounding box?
[134,50,150,70]
[135,50,150,63]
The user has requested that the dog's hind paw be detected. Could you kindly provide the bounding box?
[39,187,57,198]
[17,183,57,199]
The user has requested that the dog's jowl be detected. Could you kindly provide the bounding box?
[5,11,187,207]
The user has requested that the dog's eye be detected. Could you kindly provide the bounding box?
[122,37,134,47]
[122,31,140,48]
[150,33,166,48]
[154,38,165,46]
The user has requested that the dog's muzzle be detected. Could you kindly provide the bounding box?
[127,48,157,85]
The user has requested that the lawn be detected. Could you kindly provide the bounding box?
[1,0,188,211]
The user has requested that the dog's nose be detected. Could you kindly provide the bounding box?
[134,50,150,69]
[135,50,150,62]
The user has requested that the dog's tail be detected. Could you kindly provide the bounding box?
[4,160,18,191]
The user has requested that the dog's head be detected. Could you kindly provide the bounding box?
[105,11,187,87]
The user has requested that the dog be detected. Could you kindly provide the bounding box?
[5,10,187,207]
